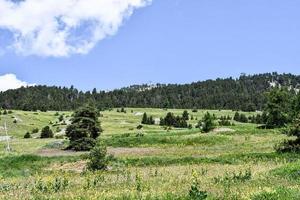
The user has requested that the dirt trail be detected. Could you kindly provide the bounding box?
[36,147,160,157]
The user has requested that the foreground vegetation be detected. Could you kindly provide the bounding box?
[0,107,299,199]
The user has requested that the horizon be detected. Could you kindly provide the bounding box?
[1,0,300,91]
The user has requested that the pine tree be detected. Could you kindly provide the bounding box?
[66,105,102,151]
[142,113,148,124]
[40,126,53,138]
[265,88,290,128]
[199,112,216,133]
[234,112,240,121]
[24,132,31,139]
[182,110,189,121]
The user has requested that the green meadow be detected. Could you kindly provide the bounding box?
[0,108,299,199]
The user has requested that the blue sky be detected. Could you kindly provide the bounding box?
[0,0,300,91]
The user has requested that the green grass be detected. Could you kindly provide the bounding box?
[251,187,300,200]
[0,108,299,199]
[105,132,230,147]
[0,154,79,178]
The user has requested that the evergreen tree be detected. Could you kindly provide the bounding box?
[24,132,31,139]
[87,141,109,171]
[141,113,148,124]
[148,116,155,125]
[40,126,53,138]
[239,114,248,123]
[265,88,290,128]
[199,112,216,133]
[58,115,64,122]
[66,105,102,151]
[234,112,240,121]
[182,110,189,120]
[277,114,300,152]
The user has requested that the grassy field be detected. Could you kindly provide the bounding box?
[0,108,299,199]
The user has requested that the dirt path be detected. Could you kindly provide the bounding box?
[36,147,161,157]
[36,148,86,157]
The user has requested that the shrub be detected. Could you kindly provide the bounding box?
[275,138,300,153]
[182,110,189,120]
[276,115,300,153]
[87,142,110,171]
[137,125,143,130]
[40,126,54,138]
[58,115,64,122]
[199,112,216,133]
[219,118,233,126]
[32,128,39,134]
[24,132,31,139]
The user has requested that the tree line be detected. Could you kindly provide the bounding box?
[1,72,300,111]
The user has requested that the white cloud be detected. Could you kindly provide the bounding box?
[0,74,34,91]
[0,0,152,57]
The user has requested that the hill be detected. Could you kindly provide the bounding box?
[0,108,298,199]
[0,72,299,111]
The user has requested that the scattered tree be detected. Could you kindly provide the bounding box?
[66,105,102,151]
[24,132,31,139]
[198,112,216,133]
[160,112,188,128]
[264,88,291,128]
[40,126,54,138]
[87,141,110,171]
[141,112,155,125]
[182,110,189,120]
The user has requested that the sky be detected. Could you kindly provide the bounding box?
[0,0,300,91]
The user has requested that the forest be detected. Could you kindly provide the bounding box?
[1,72,299,111]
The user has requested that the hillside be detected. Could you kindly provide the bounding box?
[0,108,298,199]
[0,72,299,111]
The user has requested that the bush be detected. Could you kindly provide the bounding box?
[276,115,300,153]
[137,125,143,130]
[87,142,110,171]
[58,115,64,122]
[199,112,216,133]
[40,126,54,138]
[219,118,233,126]
[32,128,39,134]
[275,138,300,153]
[24,132,31,139]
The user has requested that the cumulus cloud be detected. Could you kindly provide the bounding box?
[0,0,151,57]
[0,74,34,91]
